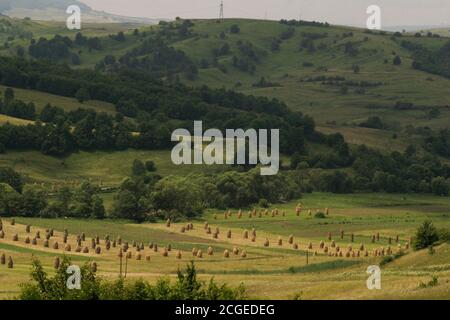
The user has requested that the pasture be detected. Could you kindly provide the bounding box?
[1,193,449,300]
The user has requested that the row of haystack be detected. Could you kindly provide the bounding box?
[0,253,13,268]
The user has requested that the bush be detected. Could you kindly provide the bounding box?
[258,198,269,208]
[413,220,439,250]
[19,259,245,300]
[314,212,326,219]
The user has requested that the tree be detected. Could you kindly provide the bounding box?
[75,88,90,103]
[393,55,402,65]
[132,159,146,176]
[413,220,439,250]
[431,177,449,196]
[230,24,240,34]
[0,167,23,193]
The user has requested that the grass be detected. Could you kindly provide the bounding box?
[0,192,449,300]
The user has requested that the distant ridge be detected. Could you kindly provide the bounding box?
[0,0,161,24]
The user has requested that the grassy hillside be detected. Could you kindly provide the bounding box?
[0,193,448,299]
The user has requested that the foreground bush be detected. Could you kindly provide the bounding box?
[18,258,245,300]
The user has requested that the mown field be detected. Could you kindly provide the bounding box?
[1,193,449,300]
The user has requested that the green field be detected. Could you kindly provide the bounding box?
[1,193,449,300]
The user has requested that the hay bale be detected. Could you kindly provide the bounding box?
[0,253,5,265]
[359,244,364,251]
[214,214,217,220]
[167,244,172,252]
[213,232,218,239]
[376,233,380,241]
[251,235,256,242]
[293,243,298,250]
[153,244,158,252]
[126,251,132,259]
[196,250,202,258]
[324,246,329,253]
[112,240,116,248]
[95,247,101,255]
[65,244,71,252]
[264,238,269,247]
[54,257,60,269]
[396,235,399,243]
[43,240,49,248]
[132,240,137,247]
[371,235,375,243]
[227,230,232,239]
[350,234,354,243]
[308,242,313,250]
[91,262,97,273]
[7,256,13,268]
[25,236,30,244]
[215,227,220,235]
[106,240,111,250]
[13,234,18,241]
[340,229,344,239]
[278,237,283,246]
[149,242,154,249]
[81,233,86,241]
[166,219,171,228]
[83,246,89,254]
[75,246,82,253]
[104,234,109,241]
[32,238,37,245]
[53,242,59,250]
[136,252,142,260]
[36,231,40,239]
[118,250,123,258]
[0,230,4,239]
[233,247,239,255]
[388,237,392,244]
[243,230,248,239]
[204,222,209,230]
[176,251,182,259]
[45,233,51,240]
[348,245,352,252]
[319,241,324,249]
[49,229,54,237]
[123,242,129,252]
[192,248,198,256]
[326,208,329,215]
[206,227,212,234]
[241,250,247,258]
[288,235,294,244]
[328,232,332,241]
[251,228,256,237]
[146,255,151,261]
[63,234,68,244]
[364,250,369,257]
[223,249,230,258]
[11,218,15,226]
[336,246,340,253]
[117,236,122,245]
[207,246,214,255]
[237,210,242,219]
[91,239,96,249]
[26,225,31,233]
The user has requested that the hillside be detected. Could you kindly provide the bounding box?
[0,0,159,24]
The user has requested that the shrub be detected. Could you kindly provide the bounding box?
[413,220,439,250]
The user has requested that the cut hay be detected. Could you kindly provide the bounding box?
[166,219,171,228]
[319,241,324,249]
[95,247,101,255]
[126,251,132,259]
[146,255,151,261]
[11,218,15,226]
[207,246,214,255]
[7,256,13,268]
[167,244,172,251]
[233,247,239,255]
[63,234,68,244]
[83,247,89,253]
[136,252,142,260]
[196,250,202,258]
[206,227,212,234]
[123,242,129,252]
[176,251,182,259]
[26,225,31,233]
[308,242,312,250]
[0,230,4,239]
[53,242,59,250]
[340,229,344,239]
[213,232,218,239]
[241,250,247,258]
[65,244,71,252]
[264,238,269,247]
[324,246,329,253]
[288,235,294,244]
[13,234,18,241]
[25,236,30,244]
[243,230,248,239]
[75,246,82,253]
[106,240,111,250]
[43,240,49,248]
[359,244,365,251]
[251,235,256,242]
[36,231,40,239]
[91,262,97,273]
[192,248,198,256]
[81,233,86,241]
[350,234,354,243]
[293,243,298,250]
[223,249,230,258]
[227,230,232,238]
[278,237,283,246]
[204,222,209,230]
[91,239,96,249]
[54,257,60,269]
[32,238,37,245]
[153,244,158,252]
[328,232,332,241]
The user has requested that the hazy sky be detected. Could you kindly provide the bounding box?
[80,0,450,27]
